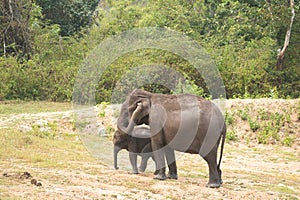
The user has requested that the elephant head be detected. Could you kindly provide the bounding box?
[117,89,152,135]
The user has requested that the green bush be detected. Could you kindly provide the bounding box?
[226,130,238,141]
[237,108,249,121]
[248,118,260,132]
[282,134,295,147]
[225,111,234,125]
[1,0,299,101]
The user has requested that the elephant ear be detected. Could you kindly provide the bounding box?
[117,98,130,134]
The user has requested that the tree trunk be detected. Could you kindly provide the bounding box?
[276,0,295,70]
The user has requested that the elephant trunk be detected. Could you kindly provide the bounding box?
[117,102,142,135]
[114,145,121,170]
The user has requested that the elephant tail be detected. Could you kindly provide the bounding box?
[217,123,226,170]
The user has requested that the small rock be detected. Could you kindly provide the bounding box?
[278,183,285,187]
[233,187,241,191]
[19,125,32,132]
[267,191,275,195]
[39,126,51,132]
[36,182,42,186]
[35,119,48,127]
[3,173,9,177]
[31,179,42,187]
[98,127,106,136]
[31,179,37,185]
[21,171,32,179]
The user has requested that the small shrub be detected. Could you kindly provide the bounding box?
[29,127,56,139]
[99,111,106,117]
[98,102,109,118]
[285,113,291,123]
[106,125,115,136]
[225,111,234,125]
[269,87,279,99]
[245,136,250,145]
[237,109,249,121]
[226,130,238,141]
[248,118,260,132]
[258,108,269,120]
[282,134,295,147]
[257,122,280,144]
[48,122,58,132]
[271,112,284,127]
[257,129,270,144]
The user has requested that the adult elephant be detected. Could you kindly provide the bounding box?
[117,89,226,188]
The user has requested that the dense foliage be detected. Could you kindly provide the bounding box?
[0,0,299,102]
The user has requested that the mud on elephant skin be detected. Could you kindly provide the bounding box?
[117,89,226,188]
[113,125,155,174]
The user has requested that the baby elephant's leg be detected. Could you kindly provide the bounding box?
[129,152,139,174]
[138,143,153,172]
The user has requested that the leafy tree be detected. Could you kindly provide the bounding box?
[35,0,99,36]
[0,0,38,57]
[0,0,299,101]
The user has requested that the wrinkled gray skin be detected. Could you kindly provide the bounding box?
[113,126,155,174]
[117,89,226,188]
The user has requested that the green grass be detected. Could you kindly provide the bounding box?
[0,128,94,169]
[251,183,299,199]
[0,101,71,114]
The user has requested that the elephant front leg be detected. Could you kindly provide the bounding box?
[152,147,166,180]
[129,152,139,174]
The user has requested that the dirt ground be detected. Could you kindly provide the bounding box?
[0,99,299,200]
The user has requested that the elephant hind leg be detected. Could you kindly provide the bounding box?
[203,150,222,188]
[218,167,223,184]
[165,147,178,179]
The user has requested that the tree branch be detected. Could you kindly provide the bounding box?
[276,0,295,70]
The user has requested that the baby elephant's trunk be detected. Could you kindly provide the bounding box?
[114,145,121,169]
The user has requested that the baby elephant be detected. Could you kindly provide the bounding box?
[113,125,154,174]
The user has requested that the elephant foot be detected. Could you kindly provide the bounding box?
[138,166,146,172]
[167,172,178,180]
[206,181,221,188]
[153,173,166,180]
[130,170,139,174]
